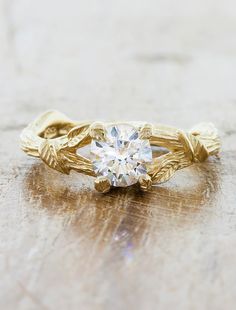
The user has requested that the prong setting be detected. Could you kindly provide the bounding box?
[139,174,152,191]
[94,176,111,193]
[139,123,153,139]
[91,124,152,188]
[89,122,106,140]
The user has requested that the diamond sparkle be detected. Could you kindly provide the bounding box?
[90,124,152,187]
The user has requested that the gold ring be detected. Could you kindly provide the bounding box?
[20,110,221,193]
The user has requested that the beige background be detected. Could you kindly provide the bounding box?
[0,0,236,309]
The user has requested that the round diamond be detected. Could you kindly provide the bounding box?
[90,124,152,187]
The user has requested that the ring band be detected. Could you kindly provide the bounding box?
[20,110,221,193]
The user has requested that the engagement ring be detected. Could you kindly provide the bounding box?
[20,110,221,193]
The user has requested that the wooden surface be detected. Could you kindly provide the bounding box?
[0,1,236,309]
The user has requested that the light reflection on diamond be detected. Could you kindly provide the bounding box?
[91,124,152,187]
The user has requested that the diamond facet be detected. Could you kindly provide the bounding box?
[90,124,152,187]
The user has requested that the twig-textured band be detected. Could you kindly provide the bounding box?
[20,110,220,192]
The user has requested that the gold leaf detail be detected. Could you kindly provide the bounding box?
[39,140,70,174]
[148,153,179,184]
[178,131,208,163]
[67,124,91,148]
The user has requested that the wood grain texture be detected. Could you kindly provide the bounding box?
[0,0,236,309]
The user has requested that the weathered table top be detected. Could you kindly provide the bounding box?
[0,1,236,309]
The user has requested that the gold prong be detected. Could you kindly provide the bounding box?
[89,122,106,140]
[139,175,152,191]
[139,123,153,139]
[94,176,111,193]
